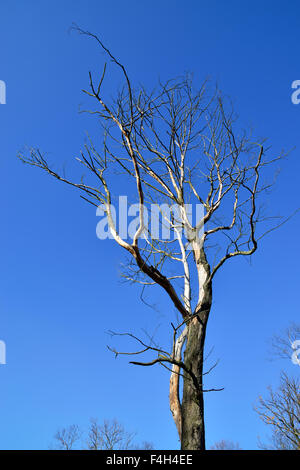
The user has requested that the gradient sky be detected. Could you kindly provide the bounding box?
[0,0,299,450]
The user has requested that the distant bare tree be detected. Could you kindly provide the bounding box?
[21,26,293,450]
[87,418,135,450]
[54,424,81,450]
[256,324,300,450]
[210,439,242,450]
[134,441,154,450]
[53,418,153,450]
[256,372,300,450]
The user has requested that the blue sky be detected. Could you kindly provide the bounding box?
[0,0,299,450]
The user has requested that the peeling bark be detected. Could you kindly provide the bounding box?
[169,328,187,440]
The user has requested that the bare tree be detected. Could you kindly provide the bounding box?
[256,373,300,450]
[134,441,154,450]
[53,418,153,450]
[256,324,300,450]
[87,418,136,450]
[20,26,292,450]
[54,424,81,450]
[210,439,242,450]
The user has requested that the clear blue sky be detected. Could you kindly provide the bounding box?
[0,0,299,450]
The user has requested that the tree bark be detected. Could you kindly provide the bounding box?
[180,315,208,450]
[180,248,212,450]
[169,328,187,441]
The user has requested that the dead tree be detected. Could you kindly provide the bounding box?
[19,27,290,450]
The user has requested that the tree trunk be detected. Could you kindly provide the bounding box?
[180,261,212,450]
[180,315,208,449]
